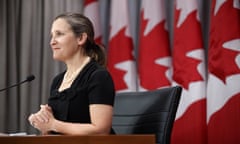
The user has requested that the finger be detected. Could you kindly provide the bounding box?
[41,110,50,121]
[39,106,49,114]
[35,113,48,123]
[28,113,34,121]
[29,114,36,125]
[29,114,40,128]
[41,110,51,118]
[40,104,48,111]
[41,104,52,113]
[29,113,38,123]
[46,105,52,112]
[30,121,35,127]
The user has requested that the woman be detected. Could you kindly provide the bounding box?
[28,13,115,135]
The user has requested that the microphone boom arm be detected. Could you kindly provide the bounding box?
[0,75,35,92]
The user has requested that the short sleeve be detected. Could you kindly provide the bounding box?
[88,69,115,106]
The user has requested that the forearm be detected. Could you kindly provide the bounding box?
[51,119,111,135]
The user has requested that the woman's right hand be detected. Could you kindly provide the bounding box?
[28,104,53,134]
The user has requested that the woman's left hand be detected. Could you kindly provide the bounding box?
[29,105,55,134]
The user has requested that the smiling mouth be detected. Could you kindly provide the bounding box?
[52,47,60,50]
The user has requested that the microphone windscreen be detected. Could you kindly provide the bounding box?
[26,75,35,82]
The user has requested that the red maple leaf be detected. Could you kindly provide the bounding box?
[139,11,171,90]
[107,27,134,90]
[173,10,204,90]
[209,0,240,83]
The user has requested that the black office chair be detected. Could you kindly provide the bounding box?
[112,86,182,144]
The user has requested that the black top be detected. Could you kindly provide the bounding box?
[48,59,115,134]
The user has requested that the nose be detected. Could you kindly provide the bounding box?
[50,36,56,46]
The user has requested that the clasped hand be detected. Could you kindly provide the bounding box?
[28,104,55,134]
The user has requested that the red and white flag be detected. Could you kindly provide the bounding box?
[171,0,207,144]
[138,0,171,91]
[207,0,240,143]
[107,0,137,92]
[83,0,102,44]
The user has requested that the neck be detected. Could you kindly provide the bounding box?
[59,56,91,92]
[66,56,90,73]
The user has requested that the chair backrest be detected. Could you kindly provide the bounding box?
[112,86,182,144]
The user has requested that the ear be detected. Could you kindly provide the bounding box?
[77,33,88,45]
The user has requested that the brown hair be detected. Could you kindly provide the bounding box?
[54,12,106,66]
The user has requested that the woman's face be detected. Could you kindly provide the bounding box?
[50,18,80,61]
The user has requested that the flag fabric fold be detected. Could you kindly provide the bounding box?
[107,0,137,92]
[207,0,240,143]
[138,0,172,91]
[83,0,102,44]
[171,0,207,144]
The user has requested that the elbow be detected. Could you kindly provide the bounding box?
[94,126,112,135]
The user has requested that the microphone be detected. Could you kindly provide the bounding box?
[0,75,35,92]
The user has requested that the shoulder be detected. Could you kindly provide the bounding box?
[88,62,112,81]
[86,59,110,77]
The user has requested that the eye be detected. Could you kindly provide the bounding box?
[55,31,64,36]
[51,31,64,38]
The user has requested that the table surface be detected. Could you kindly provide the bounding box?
[0,134,155,144]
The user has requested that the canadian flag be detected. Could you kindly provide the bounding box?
[107,0,137,92]
[83,0,102,44]
[138,0,172,91]
[171,0,207,144]
[207,0,240,143]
